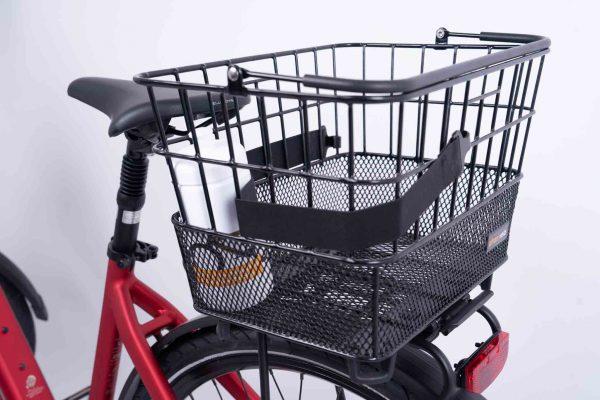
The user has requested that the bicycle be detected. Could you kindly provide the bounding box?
[0,28,550,400]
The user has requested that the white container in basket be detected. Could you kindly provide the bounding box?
[174,134,273,312]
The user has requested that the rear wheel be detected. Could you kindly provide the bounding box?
[126,325,410,400]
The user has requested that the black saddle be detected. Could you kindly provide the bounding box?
[68,77,249,137]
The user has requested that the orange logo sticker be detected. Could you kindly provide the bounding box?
[195,255,264,288]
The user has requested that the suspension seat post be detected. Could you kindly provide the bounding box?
[108,138,151,268]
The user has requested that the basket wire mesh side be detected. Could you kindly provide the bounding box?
[137,31,549,360]
[174,165,519,359]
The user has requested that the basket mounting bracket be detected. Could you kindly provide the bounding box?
[345,353,398,385]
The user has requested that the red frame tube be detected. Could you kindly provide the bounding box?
[0,259,257,400]
[89,260,183,399]
[89,260,259,399]
[0,286,53,400]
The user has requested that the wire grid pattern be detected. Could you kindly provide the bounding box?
[173,163,518,359]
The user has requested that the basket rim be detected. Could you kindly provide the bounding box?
[134,36,550,104]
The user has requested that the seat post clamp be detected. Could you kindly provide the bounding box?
[107,239,158,269]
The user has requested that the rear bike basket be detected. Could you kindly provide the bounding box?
[136,28,550,361]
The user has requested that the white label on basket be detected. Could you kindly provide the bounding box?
[122,210,141,225]
[487,222,510,252]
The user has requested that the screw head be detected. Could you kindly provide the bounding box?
[436,27,448,39]
[227,66,240,82]
[1,326,8,334]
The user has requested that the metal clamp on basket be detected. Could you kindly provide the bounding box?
[236,130,471,252]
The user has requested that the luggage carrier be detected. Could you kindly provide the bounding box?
[134,28,549,366]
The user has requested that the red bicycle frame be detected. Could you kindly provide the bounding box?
[0,284,52,400]
[0,259,259,400]
[0,101,260,399]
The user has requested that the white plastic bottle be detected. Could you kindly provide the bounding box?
[174,134,273,312]
[174,134,250,231]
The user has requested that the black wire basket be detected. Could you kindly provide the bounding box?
[135,28,549,361]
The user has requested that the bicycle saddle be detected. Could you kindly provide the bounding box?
[68,77,249,137]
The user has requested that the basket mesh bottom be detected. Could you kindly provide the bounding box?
[174,155,519,359]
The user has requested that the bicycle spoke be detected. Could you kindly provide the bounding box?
[335,386,347,400]
[269,369,286,400]
[298,373,304,400]
[236,370,251,400]
[212,379,224,400]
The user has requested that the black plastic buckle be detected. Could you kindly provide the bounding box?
[325,134,342,149]
[107,240,158,269]
[346,353,397,385]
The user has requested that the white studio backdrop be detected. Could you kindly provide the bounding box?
[1,0,599,398]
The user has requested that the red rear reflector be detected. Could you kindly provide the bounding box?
[464,331,509,393]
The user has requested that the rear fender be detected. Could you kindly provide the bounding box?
[0,252,48,320]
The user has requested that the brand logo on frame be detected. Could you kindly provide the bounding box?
[25,374,44,398]
[25,374,37,389]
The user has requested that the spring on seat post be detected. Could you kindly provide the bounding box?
[111,153,150,257]
[119,155,148,200]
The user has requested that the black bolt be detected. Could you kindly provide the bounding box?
[1,327,8,334]
[475,342,483,348]
[18,363,26,371]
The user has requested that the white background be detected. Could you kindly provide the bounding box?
[1,1,599,399]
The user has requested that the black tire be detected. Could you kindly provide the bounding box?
[0,277,36,351]
[127,325,411,400]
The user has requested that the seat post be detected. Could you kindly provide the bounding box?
[108,135,154,268]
